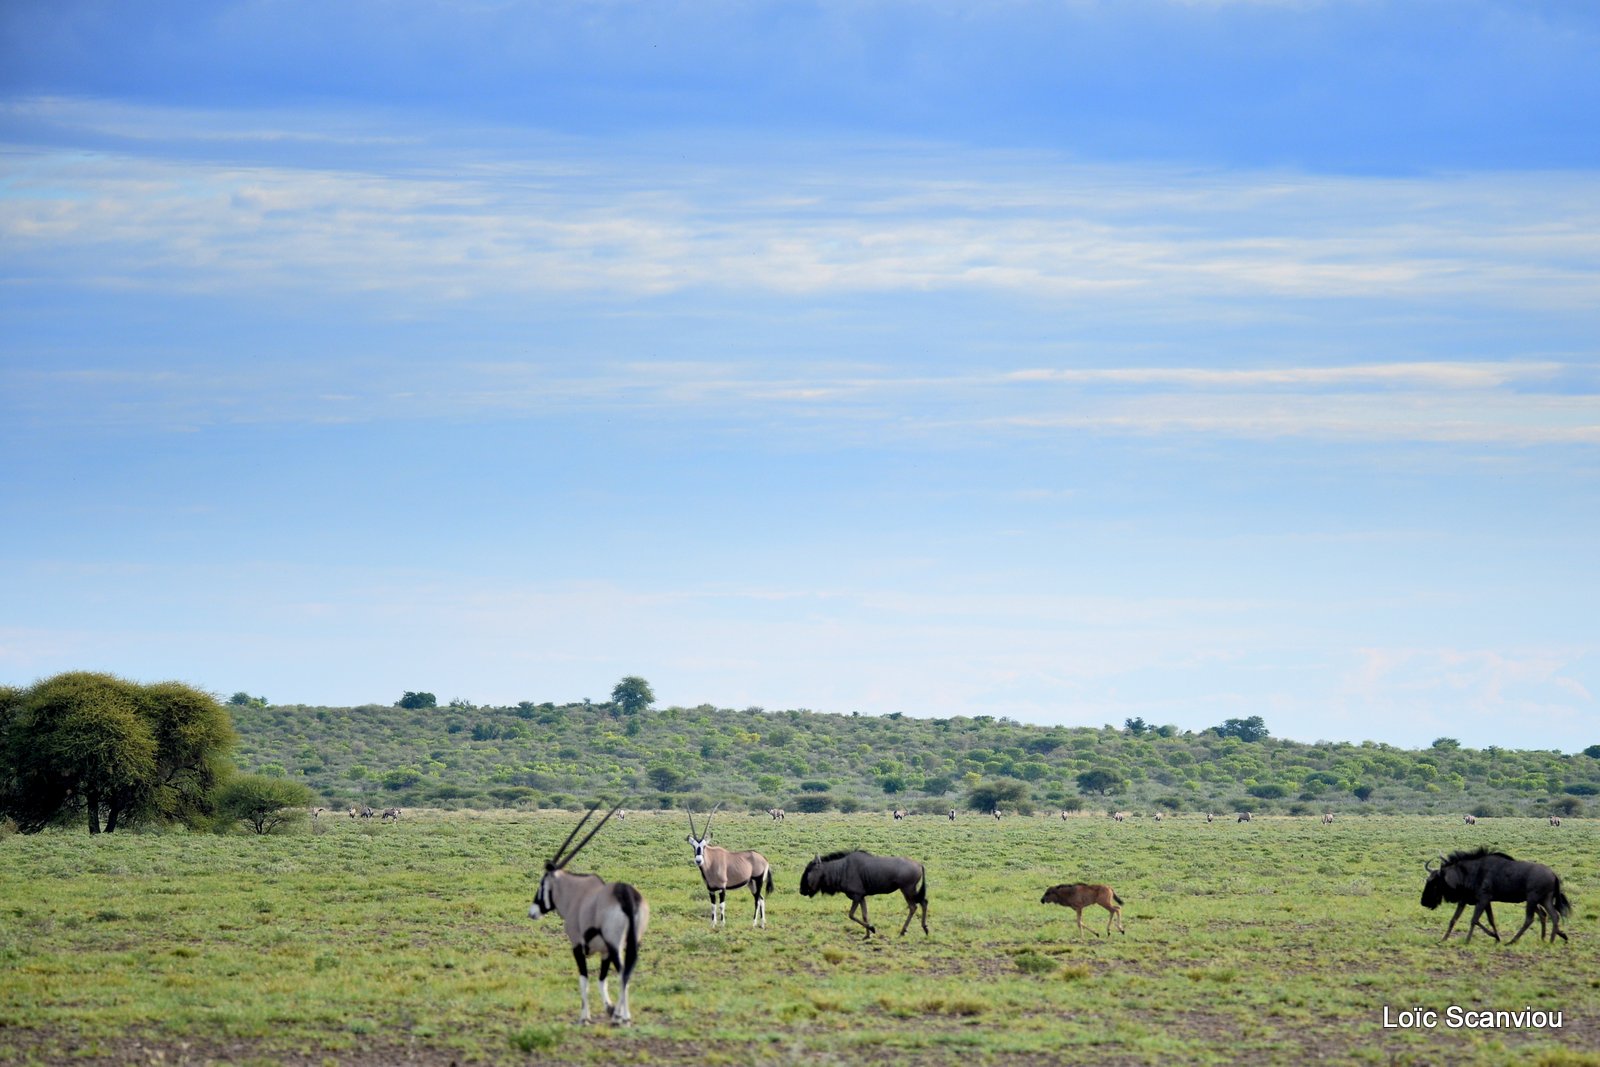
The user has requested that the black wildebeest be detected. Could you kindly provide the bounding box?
[1421,848,1571,944]
[1041,882,1126,938]
[799,850,928,939]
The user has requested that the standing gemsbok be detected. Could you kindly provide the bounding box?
[527,803,649,1025]
[685,805,774,929]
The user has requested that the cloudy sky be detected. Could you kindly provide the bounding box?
[3,1,1596,749]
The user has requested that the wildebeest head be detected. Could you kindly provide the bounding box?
[1420,856,1449,910]
[800,854,824,897]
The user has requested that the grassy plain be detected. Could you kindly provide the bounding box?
[1,812,1597,1066]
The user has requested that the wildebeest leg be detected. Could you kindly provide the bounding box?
[572,945,592,1024]
[1470,902,1500,942]
[1075,906,1096,938]
[1507,902,1541,945]
[1440,902,1468,941]
[847,896,875,937]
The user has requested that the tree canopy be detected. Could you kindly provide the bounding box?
[0,672,236,833]
[611,676,655,716]
[214,773,313,834]
[1214,716,1270,742]
[397,691,437,709]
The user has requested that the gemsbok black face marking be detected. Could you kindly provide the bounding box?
[799,850,928,941]
[527,802,650,1025]
[685,804,774,929]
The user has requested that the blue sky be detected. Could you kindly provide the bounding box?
[3,1,1597,750]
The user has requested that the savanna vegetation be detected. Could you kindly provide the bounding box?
[1,810,1595,1066]
[223,690,1598,821]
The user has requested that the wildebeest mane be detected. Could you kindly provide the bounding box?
[1444,847,1515,865]
[817,849,858,862]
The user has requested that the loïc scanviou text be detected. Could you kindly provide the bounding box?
[1382,1005,1563,1030]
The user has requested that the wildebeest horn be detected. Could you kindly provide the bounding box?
[1424,858,1437,873]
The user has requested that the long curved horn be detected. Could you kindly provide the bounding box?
[556,801,624,869]
[547,803,599,870]
[686,809,699,840]
[1424,858,1437,874]
[703,801,722,839]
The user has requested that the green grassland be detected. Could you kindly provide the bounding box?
[2,811,1597,1066]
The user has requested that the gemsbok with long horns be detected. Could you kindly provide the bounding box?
[527,803,648,1025]
[800,850,928,940]
[685,805,773,929]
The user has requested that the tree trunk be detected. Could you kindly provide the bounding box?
[86,791,102,834]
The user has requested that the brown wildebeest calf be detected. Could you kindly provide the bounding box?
[1040,882,1126,938]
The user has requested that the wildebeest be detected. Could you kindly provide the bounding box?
[1421,848,1571,944]
[799,850,928,939]
[685,806,773,929]
[1463,814,1478,825]
[528,803,649,1024]
[1041,883,1125,938]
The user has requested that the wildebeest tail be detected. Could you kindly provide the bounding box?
[1113,892,1124,906]
[1553,882,1572,919]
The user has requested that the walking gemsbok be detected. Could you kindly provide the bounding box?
[685,805,773,929]
[527,803,648,1025]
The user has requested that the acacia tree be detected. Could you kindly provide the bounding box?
[214,774,313,834]
[0,672,236,833]
[611,676,655,716]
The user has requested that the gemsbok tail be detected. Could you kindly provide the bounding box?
[615,883,643,981]
[765,868,775,894]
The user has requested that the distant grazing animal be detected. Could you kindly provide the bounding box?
[767,808,785,821]
[359,805,375,820]
[348,806,359,819]
[1421,849,1570,944]
[800,850,928,939]
[381,807,402,822]
[1206,812,1215,823]
[1060,810,1071,821]
[1322,813,1335,825]
[993,809,1002,819]
[892,809,907,821]
[1463,814,1478,825]
[1152,812,1163,823]
[948,809,956,821]
[1549,815,1562,827]
[685,806,773,929]
[1111,811,1127,823]
[310,807,325,820]
[1237,812,1252,823]
[1041,883,1126,938]
[528,803,648,1024]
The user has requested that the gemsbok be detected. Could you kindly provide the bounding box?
[948,809,956,821]
[1550,815,1563,827]
[1322,812,1335,824]
[1041,882,1126,938]
[381,807,402,822]
[892,809,907,821]
[767,808,786,821]
[527,803,648,1025]
[1463,814,1478,825]
[1237,812,1252,823]
[685,805,773,929]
